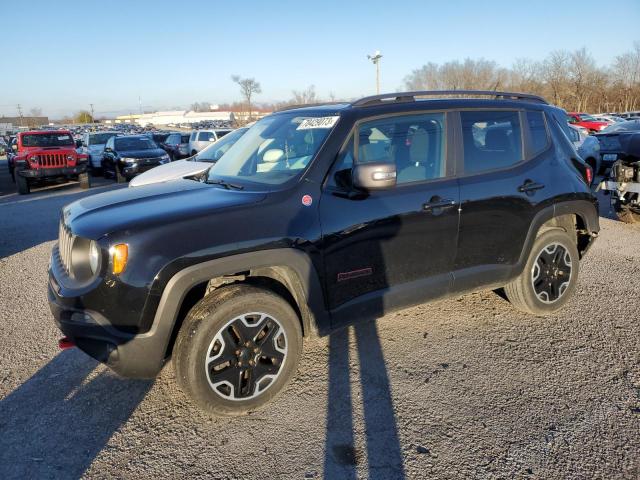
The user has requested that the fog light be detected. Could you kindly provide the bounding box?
[110,244,128,275]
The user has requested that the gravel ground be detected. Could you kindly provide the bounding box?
[0,160,638,479]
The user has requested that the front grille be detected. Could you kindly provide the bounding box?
[33,153,69,167]
[58,221,74,276]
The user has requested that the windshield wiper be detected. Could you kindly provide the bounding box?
[205,179,244,190]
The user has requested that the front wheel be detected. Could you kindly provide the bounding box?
[174,284,303,416]
[16,173,30,194]
[115,165,127,183]
[504,229,579,315]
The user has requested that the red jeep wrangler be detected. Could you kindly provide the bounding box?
[9,130,91,194]
[566,112,609,133]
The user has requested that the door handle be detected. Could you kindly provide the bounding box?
[423,197,456,212]
[518,180,545,194]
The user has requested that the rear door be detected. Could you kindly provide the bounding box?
[320,111,460,325]
[453,109,553,291]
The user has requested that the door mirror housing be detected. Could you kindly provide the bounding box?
[352,162,397,190]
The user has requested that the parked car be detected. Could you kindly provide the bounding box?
[145,131,172,146]
[10,130,90,194]
[130,127,249,187]
[567,112,609,133]
[566,125,602,174]
[161,132,191,160]
[81,131,119,174]
[594,120,640,172]
[48,90,598,415]
[618,111,640,120]
[593,115,625,124]
[102,135,170,183]
[187,129,234,155]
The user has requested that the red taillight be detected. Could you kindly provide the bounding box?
[585,165,593,185]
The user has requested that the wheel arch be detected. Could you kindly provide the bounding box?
[155,249,328,363]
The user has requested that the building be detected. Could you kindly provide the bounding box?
[113,110,236,126]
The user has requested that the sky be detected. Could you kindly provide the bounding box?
[1,0,639,118]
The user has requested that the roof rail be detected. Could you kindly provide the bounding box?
[275,101,347,112]
[352,90,548,107]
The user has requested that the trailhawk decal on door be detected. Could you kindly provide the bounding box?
[296,116,339,130]
[337,267,373,282]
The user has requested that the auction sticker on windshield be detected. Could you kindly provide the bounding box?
[296,116,339,130]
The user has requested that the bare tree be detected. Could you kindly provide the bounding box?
[190,102,211,112]
[231,75,262,121]
[29,107,42,117]
[291,85,318,104]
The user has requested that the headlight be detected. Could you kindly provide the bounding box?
[122,157,137,164]
[89,240,100,274]
[66,154,74,161]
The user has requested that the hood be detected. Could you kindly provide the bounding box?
[63,179,267,239]
[118,148,166,159]
[129,159,212,187]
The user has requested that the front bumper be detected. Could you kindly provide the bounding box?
[19,164,87,178]
[122,160,166,176]
[47,265,167,378]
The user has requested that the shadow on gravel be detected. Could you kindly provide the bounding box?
[0,180,120,259]
[323,321,405,479]
[0,349,152,479]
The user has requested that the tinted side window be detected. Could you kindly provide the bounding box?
[181,134,190,143]
[327,136,354,189]
[527,111,549,155]
[198,132,213,141]
[357,113,446,184]
[190,132,197,141]
[461,110,523,174]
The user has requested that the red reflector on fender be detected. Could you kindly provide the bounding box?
[586,166,593,185]
[58,337,75,350]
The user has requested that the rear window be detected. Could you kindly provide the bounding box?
[526,111,549,155]
[198,131,214,141]
[181,134,190,143]
[22,133,74,147]
[190,131,197,141]
[461,110,523,174]
[216,130,231,138]
[115,137,156,151]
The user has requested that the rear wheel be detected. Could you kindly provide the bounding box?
[504,229,579,315]
[174,284,303,416]
[16,173,30,195]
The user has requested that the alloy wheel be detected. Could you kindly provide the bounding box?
[531,242,572,304]
[204,312,287,401]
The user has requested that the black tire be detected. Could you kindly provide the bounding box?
[16,173,30,195]
[504,229,579,316]
[115,165,127,183]
[174,284,303,416]
[191,150,197,156]
[79,172,91,190]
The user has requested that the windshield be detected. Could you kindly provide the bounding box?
[601,120,640,133]
[196,128,247,163]
[115,137,157,151]
[89,132,116,145]
[22,133,74,147]
[207,113,338,185]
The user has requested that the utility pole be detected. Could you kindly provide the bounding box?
[367,50,383,95]
[16,104,23,127]
[90,103,94,124]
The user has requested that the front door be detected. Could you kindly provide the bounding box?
[319,111,460,326]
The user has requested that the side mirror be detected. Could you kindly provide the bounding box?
[75,139,82,148]
[104,147,112,153]
[352,162,396,190]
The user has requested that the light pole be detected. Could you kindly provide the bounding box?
[367,50,383,95]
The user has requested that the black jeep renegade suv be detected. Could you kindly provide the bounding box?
[48,90,599,415]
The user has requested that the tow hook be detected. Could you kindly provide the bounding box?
[58,337,75,350]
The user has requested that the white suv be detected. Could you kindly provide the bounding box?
[188,129,234,155]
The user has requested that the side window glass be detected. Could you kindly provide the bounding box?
[527,111,549,155]
[461,110,523,174]
[198,132,213,141]
[190,132,197,141]
[358,113,446,184]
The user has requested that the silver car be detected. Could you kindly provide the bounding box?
[188,128,234,155]
[82,131,119,172]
